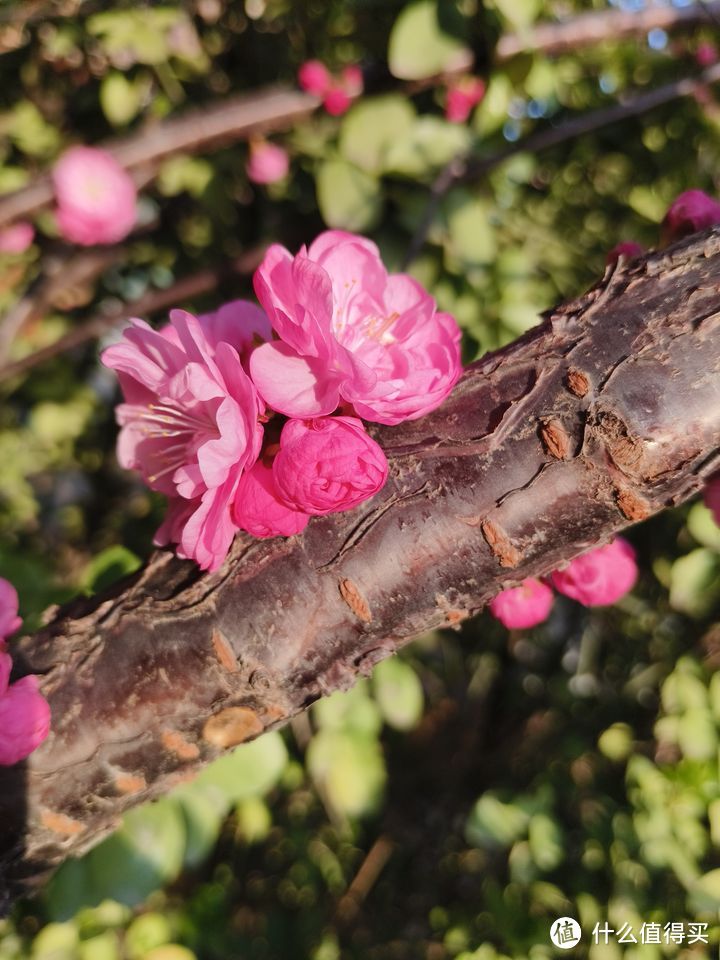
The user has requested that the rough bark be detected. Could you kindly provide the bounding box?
[1,232,720,907]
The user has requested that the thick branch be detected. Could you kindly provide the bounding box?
[1,232,719,906]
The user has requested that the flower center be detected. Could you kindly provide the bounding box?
[133,402,217,484]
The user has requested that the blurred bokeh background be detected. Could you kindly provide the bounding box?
[2,0,720,957]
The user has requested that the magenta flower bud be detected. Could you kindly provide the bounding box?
[0,666,51,766]
[696,42,718,67]
[52,146,137,246]
[662,189,720,244]
[488,578,554,629]
[298,59,331,96]
[606,241,644,266]
[0,222,34,254]
[445,76,486,123]
[273,416,388,516]
[323,86,352,116]
[551,537,638,607]
[246,140,290,185]
[233,461,310,538]
[0,578,21,640]
[704,473,720,525]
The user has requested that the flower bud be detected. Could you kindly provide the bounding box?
[273,416,388,515]
[551,537,638,607]
[489,578,554,629]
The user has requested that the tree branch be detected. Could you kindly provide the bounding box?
[403,62,720,268]
[0,231,718,906]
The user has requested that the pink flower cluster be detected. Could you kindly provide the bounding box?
[52,146,137,246]
[102,230,462,570]
[298,60,363,116]
[0,578,51,765]
[489,538,638,629]
[445,76,486,124]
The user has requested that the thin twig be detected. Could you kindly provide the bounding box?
[0,247,265,384]
[403,62,720,268]
[0,246,121,364]
[496,0,720,60]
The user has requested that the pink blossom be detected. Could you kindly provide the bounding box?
[696,42,718,67]
[298,59,331,96]
[195,298,272,368]
[250,230,462,425]
[246,140,290,185]
[273,416,388,515]
[52,146,137,246]
[232,460,310,538]
[445,76,486,124]
[663,189,720,244]
[0,222,34,254]
[0,578,22,640]
[551,538,638,607]
[0,655,51,766]
[606,241,644,266]
[101,309,264,570]
[488,578,554,629]
[704,473,720,525]
[323,87,352,116]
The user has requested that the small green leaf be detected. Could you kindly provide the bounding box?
[125,913,173,960]
[81,546,142,595]
[669,548,720,618]
[307,730,386,818]
[388,0,470,81]
[384,117,471,178]
[316,159,382,232]
[339,96,416,175]
[687,501,720,552]
[100,73,145,127]
[466,794,530,849]
[372,657,424,731]
[195,731,288,803]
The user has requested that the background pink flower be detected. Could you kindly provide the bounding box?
[250,230,462,425]
[445,76,486,123]
[232,460,310,538]
[489,578,554,629]
[0,657,51,766]
[0,222,34,254]
[551,538,638,607]
[246,140,290,185]
[0,578,22,639]
[53,146,137,246]
[606,241,644,266]
[663,189,720,244]
[273,416,388,515]
[102,309,263,570]
[298,59,331,96]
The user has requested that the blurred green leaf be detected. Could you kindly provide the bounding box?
[372,657,424,731]
[125,914,173,960]
[466,794,530,849]
[669,549,720,618]
[195,731,288,804]
[339,96,416,175]
[388,0,470,81]
[307,730,386,818]
[81,546,142,595]
[100,73,146,127]
[316,159,382,232]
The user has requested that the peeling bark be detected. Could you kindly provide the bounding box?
[1,231,720,906]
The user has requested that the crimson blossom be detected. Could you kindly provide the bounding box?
[488,578,554,630]
[0,577,51,766]
[250,230,462,425]
[551,538,638,607]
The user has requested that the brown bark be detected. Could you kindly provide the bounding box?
[1,232,720,907]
